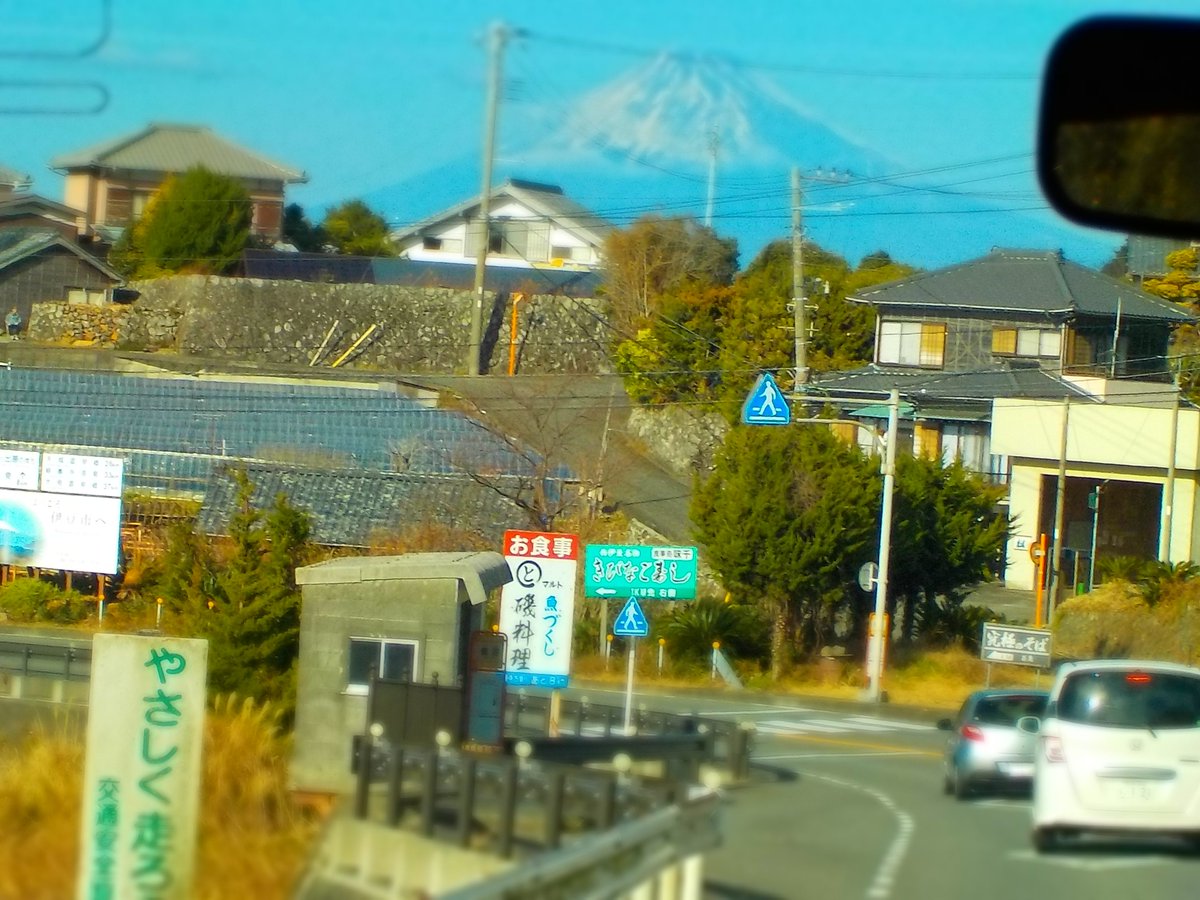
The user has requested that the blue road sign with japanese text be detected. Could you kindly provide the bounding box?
[584,544,698,600]
[742,372,791,426]
[613,597,649,637]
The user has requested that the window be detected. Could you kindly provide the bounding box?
[346,638,417,693]
[1058,670,1200,729]
[878,321,945,367]
[422,236,443,251]
[993,326,1061,359]
[67,287,107,306]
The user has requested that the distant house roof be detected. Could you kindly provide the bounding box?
[239,249,601,297]
[0,192,83,225]
[50,123,307,184]
[196,463,525,548]
[851,248,1193,324]
[809,361,1095,409]
[392,178,613,248]
[0,164,31,190]
[0,228,121,280]
[1126,235,1194,279]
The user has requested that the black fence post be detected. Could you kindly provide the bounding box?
[544,769,567,850]
[420,748,440,836]
[496,759,520,859]
[386,746,406,827]
[353,736,372,820]
[598,774,618,829]
[576,699,586,736]
[457,757,477,848]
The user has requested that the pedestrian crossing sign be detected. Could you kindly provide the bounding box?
[741,372,791,425]
[613,597,649,637]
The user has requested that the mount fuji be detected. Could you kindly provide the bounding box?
[362,53,1116,270]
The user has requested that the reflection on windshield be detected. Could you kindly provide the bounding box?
[1054,114,1200,224]
[1058,670,1200,729]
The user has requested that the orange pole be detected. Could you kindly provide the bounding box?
[508,293,524,376]
[1034,533,1048,627]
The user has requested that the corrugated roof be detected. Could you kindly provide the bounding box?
[196,463,525,548]
[0,192,83,221]
[50,123,306,183]
[0,228,120,280]
[392,178,613,249]
[851,248,1193,324]
[809,362,1096,406]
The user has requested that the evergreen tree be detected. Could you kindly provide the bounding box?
[321,199,395,256]
[109,167,252,278]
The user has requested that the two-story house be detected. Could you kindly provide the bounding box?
[810,248,1195,595]
[391,179,611,271]
[50,123,307,243]
[810,248,1191,475]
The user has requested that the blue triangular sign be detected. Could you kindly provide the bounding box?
[742,372,791,426]
[613,597,649,637]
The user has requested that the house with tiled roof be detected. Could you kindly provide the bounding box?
[0,229,121,330]
[809,248,1196,597]
[50,123,307,242]
[392,179,611,271]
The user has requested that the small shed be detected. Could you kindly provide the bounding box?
[290,552,511,795]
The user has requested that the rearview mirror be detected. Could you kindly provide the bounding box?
[1038,16,1200,239]
[936,717,953,732]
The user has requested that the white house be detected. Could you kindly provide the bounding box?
[991,395,1200,592]
[392,179,611,271]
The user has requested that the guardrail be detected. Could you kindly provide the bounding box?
[506,691,754,782]
[298,737,721,899]
[0,636,92,702]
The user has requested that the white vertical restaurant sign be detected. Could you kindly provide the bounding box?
[77,634,208,900]
[499,529,579,688]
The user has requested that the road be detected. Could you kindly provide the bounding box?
[564,684,1200,900]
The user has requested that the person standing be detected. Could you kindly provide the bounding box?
[5,307,21,340]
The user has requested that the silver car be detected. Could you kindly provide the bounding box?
[939,689,1049,799]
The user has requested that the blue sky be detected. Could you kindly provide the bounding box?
[2,1,1195,261]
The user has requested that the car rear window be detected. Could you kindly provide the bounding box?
[1057,670,1200,729]
[972,694,1048,726]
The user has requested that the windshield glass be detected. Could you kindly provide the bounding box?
[971,694,1047,726]
[1058,670,1200,730]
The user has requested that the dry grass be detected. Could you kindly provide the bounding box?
[0,697,319,900]
[572,645,1037,710]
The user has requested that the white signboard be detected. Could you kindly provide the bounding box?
[0,488,122,573]
[0,450,41,492]
[499,529,579,688]
[41,452,124,497]
[77,634,208,900]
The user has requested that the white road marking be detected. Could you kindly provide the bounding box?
[754,751,926,760]
[757,719,846,734]
[1008,849,1178,871]
[845,715,934,732]
[800,771,914,899]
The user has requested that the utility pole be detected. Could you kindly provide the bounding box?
[791,167,808,393]
[704,128,719,228]
[867,388,900,702]
[1162,390,1180,563]
[1047,396,1070,621]
[468,22,510,377]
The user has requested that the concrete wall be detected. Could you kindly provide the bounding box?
[119,275,610,374]
[626,406,728,478]
[291,569,476,794]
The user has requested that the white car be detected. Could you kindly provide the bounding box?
[1029,659,1200,852]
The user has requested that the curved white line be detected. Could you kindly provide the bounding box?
[800,770,915,900]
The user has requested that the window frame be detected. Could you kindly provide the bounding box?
[878,320,946,368]
[345,636,419,695]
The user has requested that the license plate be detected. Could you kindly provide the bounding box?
[999,762,1034,778]
[1102,779,1155,802]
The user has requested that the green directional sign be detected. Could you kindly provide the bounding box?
[584,544,698,600]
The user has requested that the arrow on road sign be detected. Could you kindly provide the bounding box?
[595,588,617,596]
[613,597,649,637]
[742,372,791,426]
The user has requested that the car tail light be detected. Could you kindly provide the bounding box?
[1043,735,1065,763]
[1126,672,1152,685]
[960,724,985,742]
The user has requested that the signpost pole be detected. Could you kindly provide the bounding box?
[623,635,636,735]
[867,388,900,702]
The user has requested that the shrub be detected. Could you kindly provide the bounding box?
[0,579,93,624]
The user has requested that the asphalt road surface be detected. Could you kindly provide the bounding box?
[566,684,1200,900]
